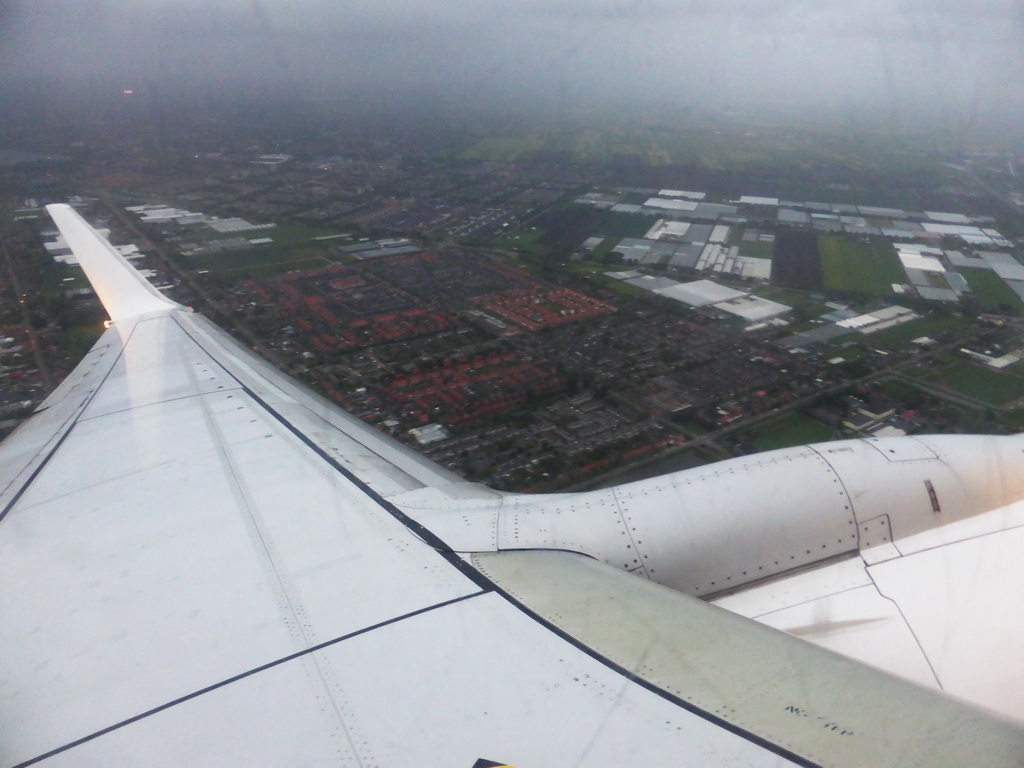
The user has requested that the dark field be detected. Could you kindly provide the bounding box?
[771,230,822,289]
[533,208,654,254]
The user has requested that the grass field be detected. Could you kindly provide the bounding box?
[748,413,834,451]
[738,240,774,260]
[998,409,1024,429]
[265,224,343,247]
[960,268,1022,310]
[828,346,866,361]
[493,227,547,254]
[590,236,623,261]
[753,287,825,311]
[819,236,903,296]
[593,276,647,297]
[458,125,855,170]
[877,379,927,401]
[927,362,1024,406]
[456,113,952,178]
[677,418,708,437]
[827,332,862,346]
[184,222,341,274]
[867,315,965,348]
[459,136,548,162]
[190,245,331,274]
[65,324,105,360]
[179,223,337,246]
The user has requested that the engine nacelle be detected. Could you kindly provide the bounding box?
[405,434,1024,598]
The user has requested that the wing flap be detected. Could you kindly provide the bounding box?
[474,549,1024,768]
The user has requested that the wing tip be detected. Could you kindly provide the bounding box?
[46,202,182,323]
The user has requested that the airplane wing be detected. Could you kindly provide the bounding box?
[710,430,1024,719]
[2,204,1023,767]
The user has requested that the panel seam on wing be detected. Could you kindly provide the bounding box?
[11,591,489,768]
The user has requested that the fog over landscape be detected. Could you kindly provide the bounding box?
[2,0,1023,133]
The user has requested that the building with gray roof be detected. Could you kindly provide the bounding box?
[980,252,1024,281]
[917,287,958,302]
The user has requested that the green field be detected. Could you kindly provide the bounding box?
[190,245,331,274]
[65,323,105,360]
[998,409,1024,430]
[753,287,825,312]
[867,315,965,348]
[828,345,867,361]
[265,224,344,246]
[738,240,774,260]
[819,236,904,296]
[181,223,336,246]
[457,124,870,170]
[960,268,1022,311]
[877,378,927,401]
[493,227,547,254]
[590,236,623,261]
[748,413,835,451]
[927,361,1024,406]
[459,136,548,162]
[827,332,862,346]
[592,274,648,297]
[449,113,948,178]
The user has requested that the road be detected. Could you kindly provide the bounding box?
[0,232,55,393]
[565,331,988,491]
[98,196,288,371]
[90,198,1014,494]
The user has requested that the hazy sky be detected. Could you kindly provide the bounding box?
[2,0,1023,128]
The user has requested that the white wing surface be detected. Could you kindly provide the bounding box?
[713,439,1024,719]
[2,205,1023,767]
[409,434,1024,721]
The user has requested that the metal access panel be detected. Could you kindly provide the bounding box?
[863,436,939,462]
[858,514,901,564]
